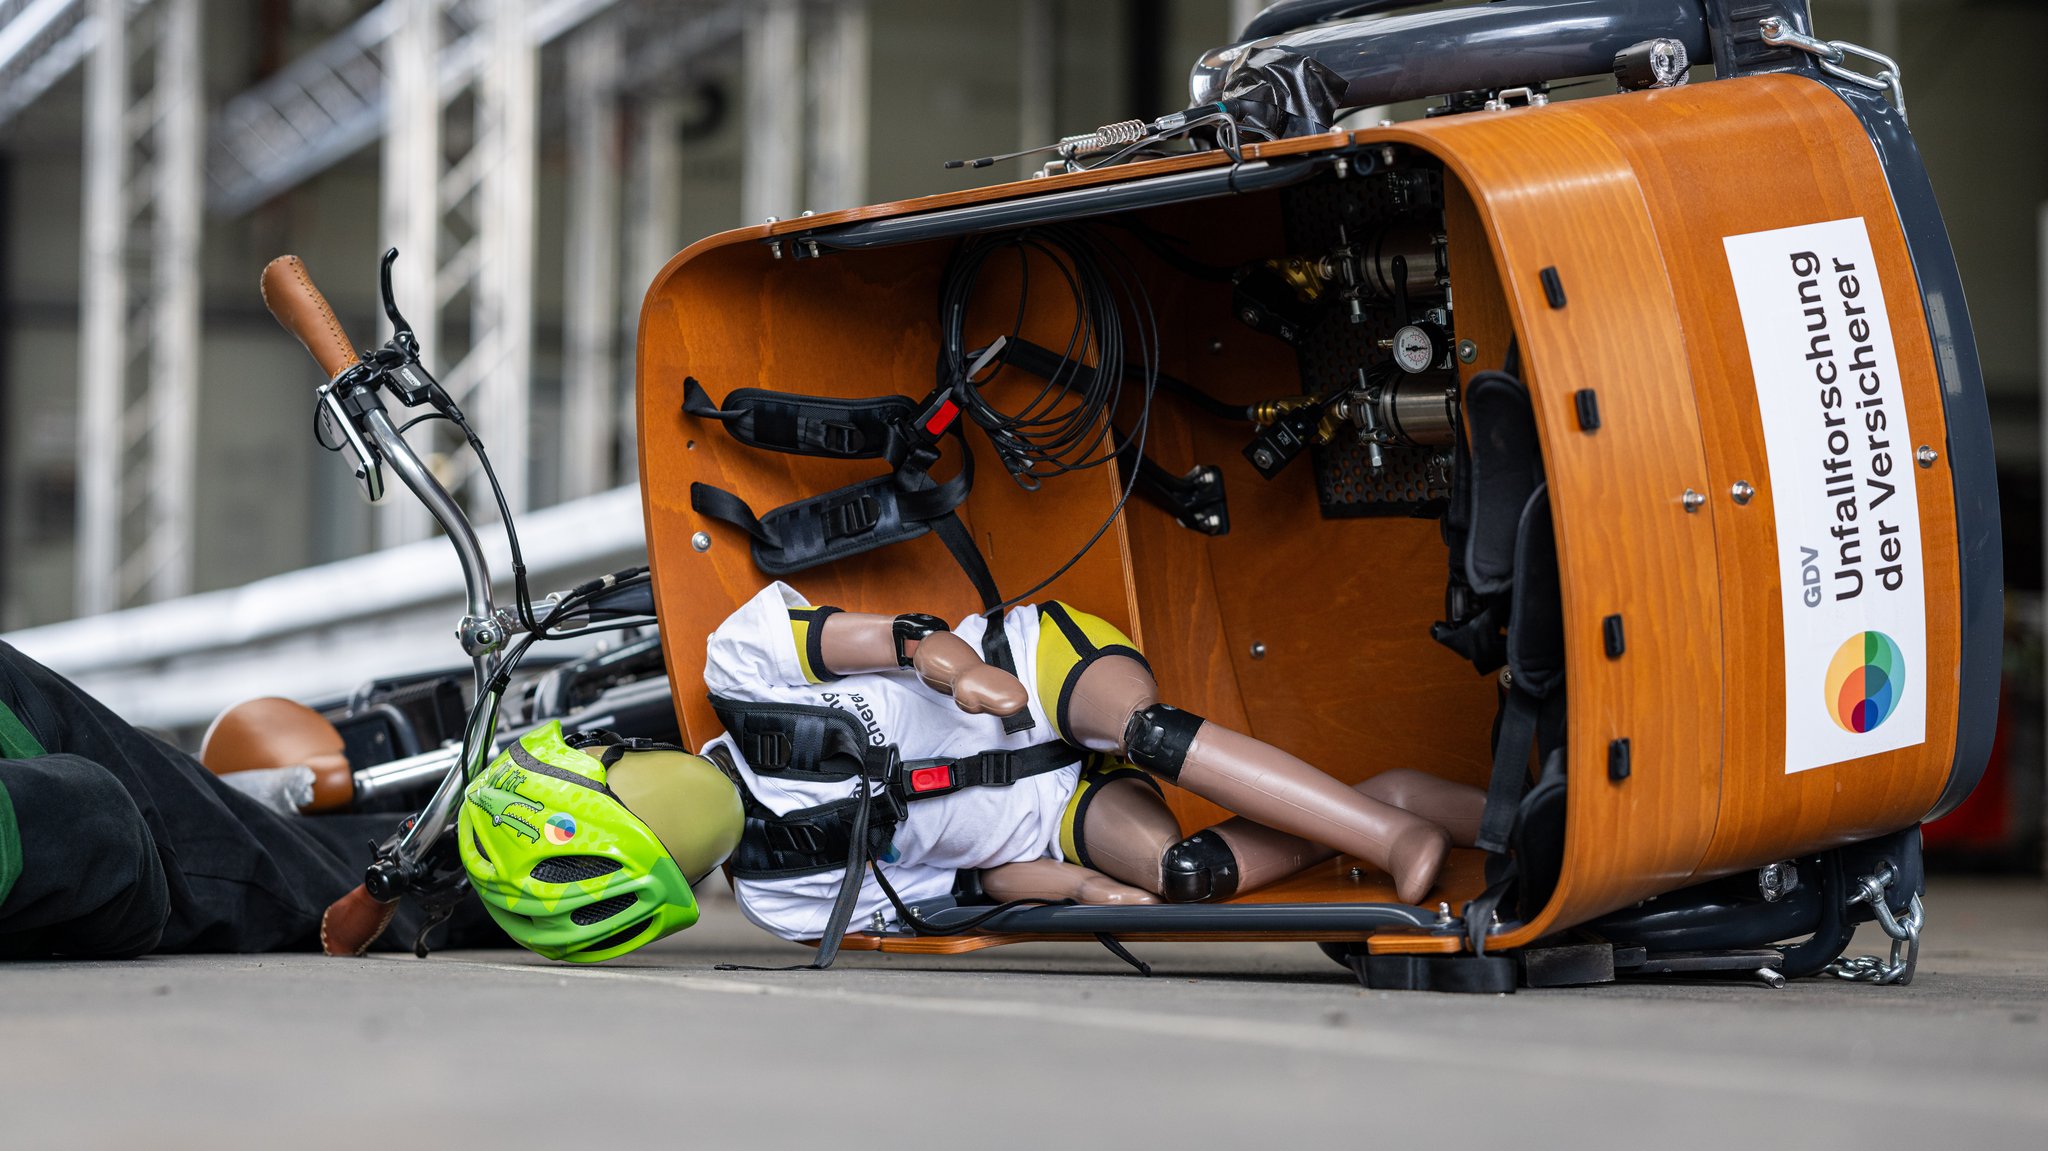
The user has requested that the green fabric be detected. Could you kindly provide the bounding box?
[0,777,19,907]
[0,697,45,905]
[0,696,46,761]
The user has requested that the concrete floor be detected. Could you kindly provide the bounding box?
[2,876,2043,1150]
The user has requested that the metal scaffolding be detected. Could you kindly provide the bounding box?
[75,0,201,614]
[370,0,538,542]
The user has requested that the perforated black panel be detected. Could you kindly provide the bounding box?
[531,856,624,885]
[1280,163,1455,517]
[570,894,638,926]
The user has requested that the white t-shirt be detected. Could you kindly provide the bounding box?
[703,582,1083,942]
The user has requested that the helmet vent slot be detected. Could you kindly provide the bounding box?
[571,893,638,926]
[531,855,624,885]
[584,916,655,954]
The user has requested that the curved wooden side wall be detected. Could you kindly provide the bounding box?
[637,73,1964,947]
[1376,74,1959,945]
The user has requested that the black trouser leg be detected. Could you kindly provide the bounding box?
[0,755,168,959]
[0,640,498,955]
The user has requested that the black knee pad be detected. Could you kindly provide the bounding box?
[1160,831,1240,903]
[1121,704,1204,783]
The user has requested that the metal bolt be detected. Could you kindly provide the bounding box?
[1207,339,1224,354]
[1239,306,1261,325]
[1251,447,1275,470]
[1756,967,1787,989]
[799,209,815,217]
[1758,861,1799,903]
[1378,118,1395,128]
[1916,445,1938,468]
[1457,339,1478,364]
[1198,513,1221,529]
[474,627,496,647]
[1250,641,1267,659]
[1349,867,1364,880]
[767,240,784,260]
[1436,901,1454,924]
[763,215,780,224]
[1731,480,1755,505]
[1332,157,1349,179]
[1682,488,1705,513]
[691,531,712,552]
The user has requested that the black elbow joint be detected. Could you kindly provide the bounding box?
[1121,703,1204,783]
[1161,832,1241,903]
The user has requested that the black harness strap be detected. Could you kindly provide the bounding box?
[710,693,1073,881]
[684,375,1036,731]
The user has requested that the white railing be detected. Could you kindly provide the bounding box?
[4,484,649,729]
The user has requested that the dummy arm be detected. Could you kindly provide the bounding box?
[815,612,1027,716]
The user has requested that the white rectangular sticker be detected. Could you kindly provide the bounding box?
[1723,218,1927,775]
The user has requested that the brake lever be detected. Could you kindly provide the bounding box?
[373,248,441,408]
[317,380,387,503]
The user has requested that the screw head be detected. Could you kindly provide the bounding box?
[1916,445,1938,468]
[1252,447,1275,469]
[1682,488,1705,513]
[1731,480,1755,505]
[1457,339,1478,364]
[691,531,712,552]
[1250,641,1267,659]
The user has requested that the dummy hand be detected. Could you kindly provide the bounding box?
[910,631,1027,717]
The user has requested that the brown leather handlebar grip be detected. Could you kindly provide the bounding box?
[320,884,398,957]
[260,255,360,380]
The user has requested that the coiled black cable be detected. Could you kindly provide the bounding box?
[936,225,1159,609]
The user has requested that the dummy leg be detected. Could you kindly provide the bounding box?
[1063,654,1451,904]
[1173,771,1486,901]
[978,858,1158,905]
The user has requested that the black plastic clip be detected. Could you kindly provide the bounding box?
[1602,614,1626,659]
[1574,388,1601,432]
[1608,737,1632,782]
[1540,266,1567,309]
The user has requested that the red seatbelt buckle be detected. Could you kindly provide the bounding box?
[910,385,961,442]
[908,765,954,794]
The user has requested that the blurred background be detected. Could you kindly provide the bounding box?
[0,0,2040,870]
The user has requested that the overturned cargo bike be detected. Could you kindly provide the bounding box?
[637,0,1998,991]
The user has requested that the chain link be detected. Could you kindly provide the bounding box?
[1759,17,1908,124]
[1821,862,1924,985]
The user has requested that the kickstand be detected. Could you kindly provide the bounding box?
[411,895,459,958]
[1096,933,1152,977]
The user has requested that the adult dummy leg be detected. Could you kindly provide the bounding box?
[0,755,169,958]
[1063,654,1452,904]
[0,640,494,953]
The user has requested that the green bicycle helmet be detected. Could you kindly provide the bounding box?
[458,721,743,963]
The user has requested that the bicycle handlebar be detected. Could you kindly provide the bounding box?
[260,255,361,380]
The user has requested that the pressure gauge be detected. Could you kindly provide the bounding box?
[1389,322,1446,374]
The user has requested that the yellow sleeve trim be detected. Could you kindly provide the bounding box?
[788,605,842,684]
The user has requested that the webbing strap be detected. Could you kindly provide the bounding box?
[1474,686,1538,856]
[683,376,1031,723]
[809,772,874,969]
[682,377,916,461]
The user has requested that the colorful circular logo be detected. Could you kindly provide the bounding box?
[544,812,578,845]
[1825,631,1905,734]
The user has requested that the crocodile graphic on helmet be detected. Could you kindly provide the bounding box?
[465,762,543,843]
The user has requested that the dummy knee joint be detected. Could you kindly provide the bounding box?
[1160,832,1240,903]
[1121,703,1204,783]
